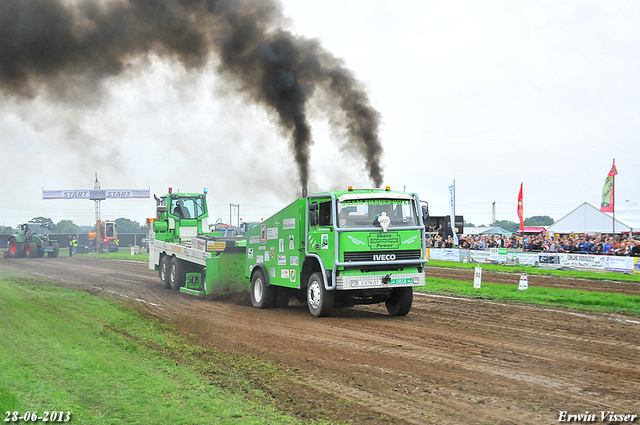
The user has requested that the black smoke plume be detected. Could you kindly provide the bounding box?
[0,0,384,187]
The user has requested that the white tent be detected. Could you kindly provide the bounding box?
[479,227,512,235]
[463,226,489,235]
[547,201,640,234]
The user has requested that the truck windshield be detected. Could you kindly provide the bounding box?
[170,196,206,219]
[337,198,418,229]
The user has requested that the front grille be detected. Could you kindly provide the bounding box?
[343,249,421,262]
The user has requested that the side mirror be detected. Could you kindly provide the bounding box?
[422,204,429,224]
[309,202,319,226]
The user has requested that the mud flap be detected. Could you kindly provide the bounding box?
[204,248,250,297]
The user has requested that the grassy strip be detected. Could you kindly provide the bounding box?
[0,277,308,425]
[62,248,149,261]
[416,278,640,316]
[426,259,640,283]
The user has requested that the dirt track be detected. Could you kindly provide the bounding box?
[2,256,639,424]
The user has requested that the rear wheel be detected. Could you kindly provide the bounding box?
[250,269,276,309]
[307,272,334,318]
[385,287,413,316]
[7,237,22,258]
[169,257,186,290]
[26,242,38,258]
[159,255,172,289]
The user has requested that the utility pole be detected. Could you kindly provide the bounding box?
[94,173,101,222]
[492,202,496,224]
[230,203,240,227]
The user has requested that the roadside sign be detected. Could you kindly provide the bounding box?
[474,266,482,289]
[518,273,528,291]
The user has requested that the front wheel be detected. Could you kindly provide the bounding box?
[26,242,38,258]
[251,268,276,309]
[385,287,413,316]
[169,257,186,290]
[48,242,59,258]
[307,272,334,318]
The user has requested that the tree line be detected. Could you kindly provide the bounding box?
[464,215,555,233]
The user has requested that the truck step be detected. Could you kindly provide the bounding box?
[179,287,206,297]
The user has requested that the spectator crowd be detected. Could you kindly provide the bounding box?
[426,233,640,257]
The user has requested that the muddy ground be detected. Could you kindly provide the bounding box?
[1,256,639,424]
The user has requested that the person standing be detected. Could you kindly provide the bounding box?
[72,236,78,256]
[68,236,73,257]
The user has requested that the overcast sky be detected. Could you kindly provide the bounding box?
[1,0,639,229]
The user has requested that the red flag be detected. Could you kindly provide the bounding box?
[517,183,524,232]
[600,160,617,213]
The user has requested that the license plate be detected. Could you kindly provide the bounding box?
[355,280,381,286]
[390,277,413,285]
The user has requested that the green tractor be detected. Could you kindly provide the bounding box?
[5,222,60,258]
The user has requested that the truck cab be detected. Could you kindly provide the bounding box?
[246,187,428,317]
[152,191,210,243]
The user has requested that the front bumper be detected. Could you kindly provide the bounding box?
[335,272,425,290]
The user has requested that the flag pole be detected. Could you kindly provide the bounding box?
[612,158,616,236]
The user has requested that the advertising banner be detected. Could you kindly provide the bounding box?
[605,256,634,273]
[507,252,539,266]
[430,248,636,274]
[559,254,606,270]
[429,248,460,262]
[469,250,493,264]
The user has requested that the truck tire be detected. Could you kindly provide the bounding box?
[385,287,413,316]
[160,255,172,289]
[251,269,276,309]
[26,242,38,258]
[307,272,334,318]
[48,242,59,258]
[169,257,186,290]
[7,237,22,258]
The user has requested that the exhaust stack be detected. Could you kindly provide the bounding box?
[302,188,308,198]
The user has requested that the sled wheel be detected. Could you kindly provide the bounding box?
[169,257,186,290]
[160,255,172,289]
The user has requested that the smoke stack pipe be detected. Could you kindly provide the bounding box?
[302,188,308,198]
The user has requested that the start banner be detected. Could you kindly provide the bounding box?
[43,189,150,200]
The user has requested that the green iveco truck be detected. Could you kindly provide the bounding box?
[149,187,428,317]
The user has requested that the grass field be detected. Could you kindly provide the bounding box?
[66,249,149,262]
[415,278,640,316]
[426,259,640,283]
[0,275,312,425]
[420,260,640,316]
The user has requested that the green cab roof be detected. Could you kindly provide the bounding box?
[312,188,414,199]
